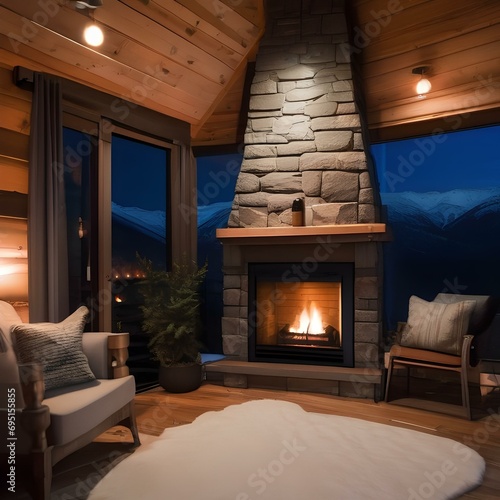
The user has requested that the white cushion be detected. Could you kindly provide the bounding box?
[400,295,476,355]
[44,375,136,445]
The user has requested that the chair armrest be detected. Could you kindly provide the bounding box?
[82,332,130,379]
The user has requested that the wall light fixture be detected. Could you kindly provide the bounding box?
[75,0,103,8]
[412,66,431,98]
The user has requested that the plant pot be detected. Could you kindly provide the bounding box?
[158,363,203,393]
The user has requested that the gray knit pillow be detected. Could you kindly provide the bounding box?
[400,296,476,355]
[13,306,95,391]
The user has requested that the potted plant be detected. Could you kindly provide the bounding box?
[137,255,207,393]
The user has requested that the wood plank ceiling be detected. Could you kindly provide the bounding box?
[349,0,500,141]
[0,0,499,147]
[0,0,265,147]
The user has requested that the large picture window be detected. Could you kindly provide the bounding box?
[111,133,171,275]
[370,124,500,333]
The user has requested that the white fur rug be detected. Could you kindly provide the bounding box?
[88,400,485,500]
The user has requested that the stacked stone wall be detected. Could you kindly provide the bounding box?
[229,0,377,228]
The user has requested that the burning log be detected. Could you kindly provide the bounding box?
[324,325,341,347]
[278,324,340,347]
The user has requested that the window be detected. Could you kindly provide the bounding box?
[370,125,500,333]
[196,153,241,353]
[111,133,171,275]
[63,126,98,328]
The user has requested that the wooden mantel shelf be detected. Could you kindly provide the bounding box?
[216,223,388,244]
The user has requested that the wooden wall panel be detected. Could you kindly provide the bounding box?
[0,61,29,302]
[0,64,30,184]
[0,157,28,193]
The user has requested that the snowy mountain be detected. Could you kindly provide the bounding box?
[198,202,232,243]
[382,187,500,229]
[381,188,500,258]
[381,187,500,330]
[112,202,166,243]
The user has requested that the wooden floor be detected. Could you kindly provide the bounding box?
[47,381,500,499]
[129,382,500,499]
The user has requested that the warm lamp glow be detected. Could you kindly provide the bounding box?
[412,66,431,98]
[84,25,104,46]
[416,77,432,97]
[0,263,26,276]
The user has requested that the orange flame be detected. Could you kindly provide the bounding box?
[289,302,324,334]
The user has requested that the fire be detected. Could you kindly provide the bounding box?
[289,302,324,334]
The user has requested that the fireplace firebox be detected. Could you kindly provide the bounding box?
[248,262,354,367]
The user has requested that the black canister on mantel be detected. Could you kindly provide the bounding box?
[291,198,304,226]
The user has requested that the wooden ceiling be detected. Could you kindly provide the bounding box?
[0,0,499,147]
[0,0,265,148]
[349,0,500,141]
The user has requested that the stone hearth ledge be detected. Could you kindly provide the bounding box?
[204,360,383,401]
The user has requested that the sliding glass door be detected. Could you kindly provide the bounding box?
[110,130,173,390]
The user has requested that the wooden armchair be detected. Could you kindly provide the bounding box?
[0,301,140,499]
[384,293,498,419]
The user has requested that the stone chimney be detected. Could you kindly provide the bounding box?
[229,0,379,229]
[216,0,385,399]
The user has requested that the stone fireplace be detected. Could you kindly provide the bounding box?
[248,261,354,366]
[213,0,387,398]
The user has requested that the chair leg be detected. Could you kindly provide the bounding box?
[385,356,395,402]
[460,369,472,420]
[127,401,141,447]
[29,448,52,500]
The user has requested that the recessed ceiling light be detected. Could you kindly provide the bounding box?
[84,25,104,46]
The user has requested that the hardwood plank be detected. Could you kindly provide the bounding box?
[153,0,254,56]
[0,9,208,123]
[72,383,500,499]
[93,0,235,81]
[366,76,500,129]
[119,0,247,66]
[357,0,500,62]
[362,23,500,79]
[175,0,261,47]
[130,384,500,499]
[0,126,29,161]
[220,0,265,28]
[0,156,28,193]
[351,0,500,135]
[0,3,222,101]
[364,40,500,104]
[0,94,31,134]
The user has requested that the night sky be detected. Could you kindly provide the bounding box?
[372,124,499,193]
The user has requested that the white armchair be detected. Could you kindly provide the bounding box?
[0,301,140,499]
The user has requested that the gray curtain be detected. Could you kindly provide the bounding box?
[28,73,69,322]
